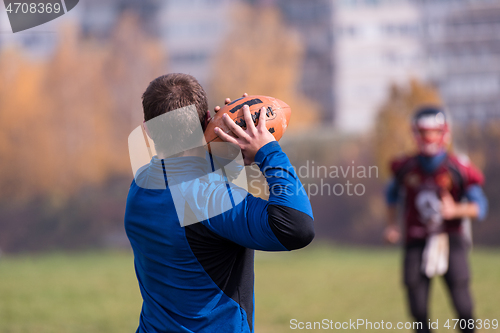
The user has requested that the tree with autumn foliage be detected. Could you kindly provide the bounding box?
[210,2,319,132]
[373,79,442,180]
[0,13,166,252]
[0,13,164,203]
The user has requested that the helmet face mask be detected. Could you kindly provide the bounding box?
[412,108,450,156]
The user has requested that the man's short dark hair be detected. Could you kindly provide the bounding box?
[142,73,208,128]
[142,74,209,156]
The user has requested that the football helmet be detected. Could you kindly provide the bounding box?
[412,107,450,156]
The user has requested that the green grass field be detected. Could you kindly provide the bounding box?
[0,243,499,333]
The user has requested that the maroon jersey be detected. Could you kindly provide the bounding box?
[391,153,484,242]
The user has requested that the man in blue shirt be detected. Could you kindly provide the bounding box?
[125,73,314,332]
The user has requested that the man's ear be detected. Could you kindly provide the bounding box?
[204,110,211,129]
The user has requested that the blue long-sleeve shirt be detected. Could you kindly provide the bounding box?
[124,141,314,333]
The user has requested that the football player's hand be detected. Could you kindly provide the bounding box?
[441,190,458,220]
[215,105,275,165]
[384,225,400,244]
[213,93,248,114]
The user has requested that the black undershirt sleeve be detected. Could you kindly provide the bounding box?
[267,204,315,250]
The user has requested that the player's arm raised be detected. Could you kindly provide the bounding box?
[210,104,314,251]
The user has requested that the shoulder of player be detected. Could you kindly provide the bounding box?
[446,152,485,185]
[446,152,480,174]
[447,152,470,167]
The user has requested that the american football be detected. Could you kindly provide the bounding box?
[204,95,291,146]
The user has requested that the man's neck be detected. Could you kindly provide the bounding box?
[417,150,447,174]
[157,146,206,160]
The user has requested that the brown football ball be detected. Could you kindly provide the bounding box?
[205,95,291,147]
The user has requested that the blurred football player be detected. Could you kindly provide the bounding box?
[384,106,488,333]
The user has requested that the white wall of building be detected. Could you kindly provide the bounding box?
[334,0,425,133]
[159,0,232,88]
